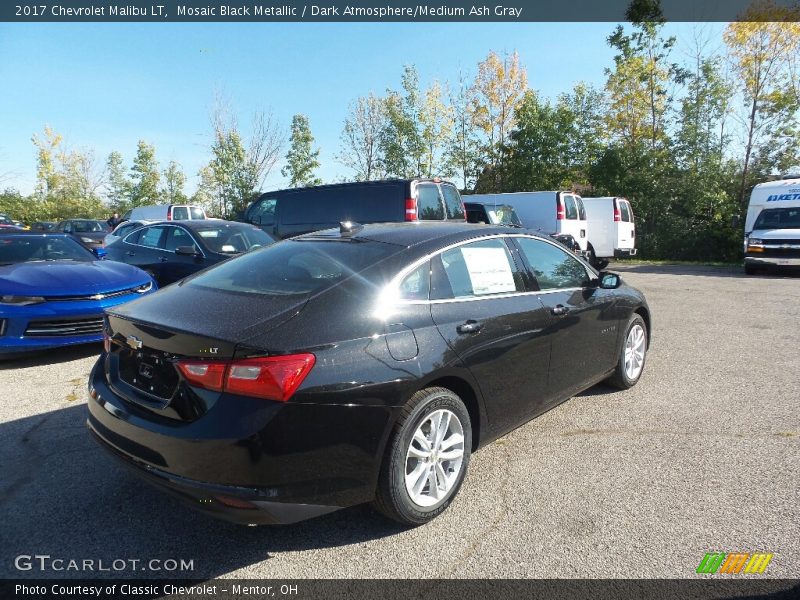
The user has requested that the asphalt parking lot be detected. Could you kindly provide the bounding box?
[1,264,798,579]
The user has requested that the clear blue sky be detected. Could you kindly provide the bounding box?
[0,22,725,196]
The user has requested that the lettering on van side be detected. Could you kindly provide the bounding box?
[767,193,800,201]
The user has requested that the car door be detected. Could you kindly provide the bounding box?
[512,236,619,397]
[161,225,205,284]
[122,225,169,280]
[429,237,554,436]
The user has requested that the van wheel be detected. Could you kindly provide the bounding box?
[607,314,648,389]
[373,387,471,526]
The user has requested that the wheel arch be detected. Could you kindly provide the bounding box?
[634,305,651,347]
[414,374,485,452]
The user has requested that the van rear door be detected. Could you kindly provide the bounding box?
[558,194,588,251]
[615,199,635,252]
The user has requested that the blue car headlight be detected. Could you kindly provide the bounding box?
[0,295,46,306]
[134,281,154,293]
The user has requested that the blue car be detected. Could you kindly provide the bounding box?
[0,232,157,357]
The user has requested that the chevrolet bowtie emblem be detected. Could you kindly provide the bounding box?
[126,335,143,350]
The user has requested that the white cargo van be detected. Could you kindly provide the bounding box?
[743,176,800,274]
[122,204,207,222]
[469,191,590,252]
[581,196,637,268]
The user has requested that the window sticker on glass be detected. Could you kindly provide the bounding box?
[460,246,517,295]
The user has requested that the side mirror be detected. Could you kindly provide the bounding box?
[92,247,107,259]
[598,271,621,289]
[731,215,742,228]
[175,245,199,257]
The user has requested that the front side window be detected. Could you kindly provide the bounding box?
[516,237,589,290]
[441,185,465,220]
[432,238,523,299]
[564,195,578,220]
[416,184,445,220]
[250,198,277,225]
[164,227,196,252]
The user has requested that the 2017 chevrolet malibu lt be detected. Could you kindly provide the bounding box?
[87,223,651,525]
[0,232,156,357]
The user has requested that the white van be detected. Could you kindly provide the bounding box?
[743,176,800,274]
[469,191,590,252]
[581,197,637,267]
[123,204,207,222]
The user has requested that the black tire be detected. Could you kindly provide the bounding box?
[373,387,472,526]
[607,313,648,390]
[744,264,758,275]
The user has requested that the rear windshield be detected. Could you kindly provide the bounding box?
[0,235,93,265]
[72,221,105,233]
[171,206,189,220]
[754,207,800,230]
[193,224,273,254]
[441,185,465,220]
[187,238,397,296]
[576,197,586,221]
[564,195,578,220]
[190,207,205,219]
[619,200,632,222]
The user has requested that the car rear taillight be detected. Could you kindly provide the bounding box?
[405,198,418,221]
[556,196,565,220]
[176,354,316,402]
[613,199,621,222]
[166,211,172,220]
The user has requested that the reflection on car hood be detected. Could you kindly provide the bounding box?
[106,281,309,345]
[0,260,152,296]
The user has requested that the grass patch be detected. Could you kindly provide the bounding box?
[611,258,741,268]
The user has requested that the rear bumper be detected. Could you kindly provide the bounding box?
[87,356,397,524]
[614,248,637,257]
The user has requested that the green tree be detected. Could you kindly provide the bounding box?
[724,2,800,206]
[444,70,482,191]
[381,65,426,178]
[419,80,453,177]
[282,114,322,187]
[338,93,386,181]
[129,140,161,207]
[106,151,130,211]
[162,160,187,203]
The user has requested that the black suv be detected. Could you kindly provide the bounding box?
[242,179,466,239]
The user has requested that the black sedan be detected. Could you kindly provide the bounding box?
[55,219,110,249]
[87,222,651,526]
[103,220,273,285]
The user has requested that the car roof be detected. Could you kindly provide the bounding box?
[142,219,260,230]
[256,178,458,198]
[297,221,546,252]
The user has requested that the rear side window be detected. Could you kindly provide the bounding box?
[516,237,589,290]
[416,184,445,220]
[431,238,523,299]
[441,185,465,220]
[114,223,136,238]
[576,197,586,220]
[138,226,167,248]
[619,201,632,222]
[398,262,431,301]
[564,195,578,220]
[171,206,189,220]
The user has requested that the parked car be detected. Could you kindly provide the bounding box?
[464,200,522,227]
[743,176,800,275]
[581,197,637,269]
[104,220,273,286]
[242,179,466,240]
[122,204,207,223]
[469,192,590,252]
[104,220,149,247]
[55,219,110,249]
[88,222,651,526]
[0,232,156,357]
[0,214,21,230]
[30,221,57,232]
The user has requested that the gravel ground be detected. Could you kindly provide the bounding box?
[1,263,798,579]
